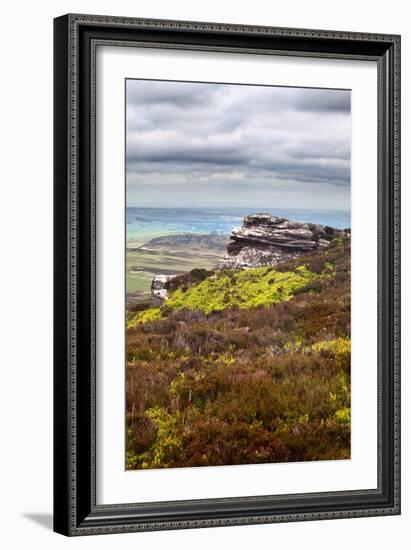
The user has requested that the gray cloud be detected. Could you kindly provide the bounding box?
[126,79,351,209]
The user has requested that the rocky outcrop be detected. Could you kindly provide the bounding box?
[151,274,175,305]
[218,213,343,270]
[150,214,345,302]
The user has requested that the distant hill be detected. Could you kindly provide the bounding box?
[138,233,228,253]
[126,233,228,307]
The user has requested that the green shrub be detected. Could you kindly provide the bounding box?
[128,307,163,327]
[166,265,320,314]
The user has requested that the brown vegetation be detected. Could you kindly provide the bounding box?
[126,235,351,469]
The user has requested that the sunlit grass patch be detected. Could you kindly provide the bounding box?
[165,265,320,314]
[311,337,350,354]
[128,307,163,327]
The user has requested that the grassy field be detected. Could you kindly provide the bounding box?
[126,233,227,306]
[126,234,351,469]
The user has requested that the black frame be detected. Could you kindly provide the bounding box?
[54,13,401,536]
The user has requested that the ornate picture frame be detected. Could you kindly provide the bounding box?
[53,14,400,536]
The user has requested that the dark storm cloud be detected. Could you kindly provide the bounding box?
[126,80,214,107]
[292,89,351,113]
[126,79,351,208]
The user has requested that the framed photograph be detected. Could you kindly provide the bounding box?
[53,14,401,536]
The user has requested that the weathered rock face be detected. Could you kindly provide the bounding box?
[218,213,342,270]
[151,275,175,305]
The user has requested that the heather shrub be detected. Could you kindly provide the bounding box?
[125,235,351,469]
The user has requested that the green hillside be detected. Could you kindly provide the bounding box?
[126,234,351,469]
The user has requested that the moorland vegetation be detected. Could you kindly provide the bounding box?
[126,234,351,469]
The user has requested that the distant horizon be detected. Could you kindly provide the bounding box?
[125,206,350,235]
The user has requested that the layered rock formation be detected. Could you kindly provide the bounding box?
[218,213,343,270]
[150,213,345,303]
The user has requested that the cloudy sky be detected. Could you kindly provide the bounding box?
[126,79,351,210]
